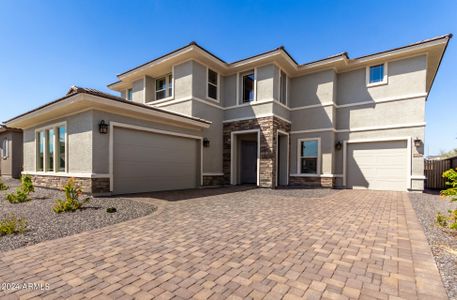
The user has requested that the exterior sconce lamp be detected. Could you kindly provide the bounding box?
[414,137,422,147]
[99,120,109,134]
[335,141,343,151]
[203,137,210,148]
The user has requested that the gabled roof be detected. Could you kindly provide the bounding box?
[4,86,211,128]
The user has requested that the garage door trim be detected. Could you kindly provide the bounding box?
[342,136,412,190]
[108,121,203,192]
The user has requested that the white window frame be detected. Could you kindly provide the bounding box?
[297,137,321,176]
[1,138,8,159]
[366,62,388,87]
[279,69,288,106]
[237,69,256,105]
[206,68,220,102]
[155,73,174,101]
[34,122,68,174]
[126,88,133,101]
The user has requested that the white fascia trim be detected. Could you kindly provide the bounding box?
[411,175,426,180]
[202,172,224,176]
[337,122,426,133]
[223,114,291,124]
[152,96,223,110]
[336,93,427,109]
[290,173,342,178]
[22,171,110,178]
[290,122,426,134]
[108,121,203,192]
[290,102,334,111]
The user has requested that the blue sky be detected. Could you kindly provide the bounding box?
[0,0,455,155]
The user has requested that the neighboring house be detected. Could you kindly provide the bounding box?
[0,126,23,178]
[3,34,452,194]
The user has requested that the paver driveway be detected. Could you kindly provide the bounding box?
[0,188,447,299]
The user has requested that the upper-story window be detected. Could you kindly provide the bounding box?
[207,69,218,100]
[367,63,388,86]
[127,88,133,101]
[279,70,287,105]
[156,74,173,100]
[242,70,255,103]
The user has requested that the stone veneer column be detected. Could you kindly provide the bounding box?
[223,116,290,188]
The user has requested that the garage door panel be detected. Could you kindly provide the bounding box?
[113,128,199,194]
[347,141,408,191]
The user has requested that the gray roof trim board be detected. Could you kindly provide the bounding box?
[112,34,452,79]
[3,86,211,125]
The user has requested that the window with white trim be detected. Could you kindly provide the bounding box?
[367,63,387,86]
[279,70,287,105]
[299,139,319,174]
[207,68,218,100]
[36,124,66,173]
[241,70,255,103]
[127,88,133,101]
[155,74,173,100]
[1,138,8,159]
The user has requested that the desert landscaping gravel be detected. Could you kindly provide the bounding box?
[409,191,457,300]
[0,178,156,252]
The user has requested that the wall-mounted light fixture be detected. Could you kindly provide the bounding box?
[414,137,422,147]
[203,137,210,148]
[99,120,108,134]
[335,141,343,151]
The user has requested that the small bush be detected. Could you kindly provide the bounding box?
[0,179,8,191]
[0,213,27,236]
[436,212,448,227]
[6,189,30,203]
[53,178,90,213]
[5,175,34,204]
[106,207,117,213]
[20,175,34,194]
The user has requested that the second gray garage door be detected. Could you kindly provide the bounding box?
[346,140,408,191]
[113,127,199,195]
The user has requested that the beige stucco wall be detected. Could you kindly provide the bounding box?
[174,61,193,100]
[256,64,275,102]
[289,69,336,107]
[131,78,144,103]
[23,111,94,174]
[222,74,237,107]
[337,55,426,106]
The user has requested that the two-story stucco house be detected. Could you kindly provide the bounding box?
[3,34,452,195]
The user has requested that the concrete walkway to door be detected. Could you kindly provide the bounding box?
[0,188,448,299]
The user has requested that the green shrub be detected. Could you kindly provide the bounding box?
[6,189,30,203]
[106,207,117,213]
[20,175,34,194]
[53,178,90,213]
[437,169,457,230]
[0,179,8,191]
[0,213,27,236]
[5,175,34,204]
[436,212,448,227]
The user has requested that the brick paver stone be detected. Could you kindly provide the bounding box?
[0,188,448,299]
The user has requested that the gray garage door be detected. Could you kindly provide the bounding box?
[347,140,408,191]
[113,127,199,195]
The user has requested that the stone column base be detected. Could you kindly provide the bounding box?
[29,175,110,195]
[289,176,335,188]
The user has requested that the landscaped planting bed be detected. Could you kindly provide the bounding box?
[409,192,457,300]
[0,177,156,252]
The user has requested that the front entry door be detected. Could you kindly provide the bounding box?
[240,141,257,184]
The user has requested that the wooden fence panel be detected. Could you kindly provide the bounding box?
[424,159,451,190]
